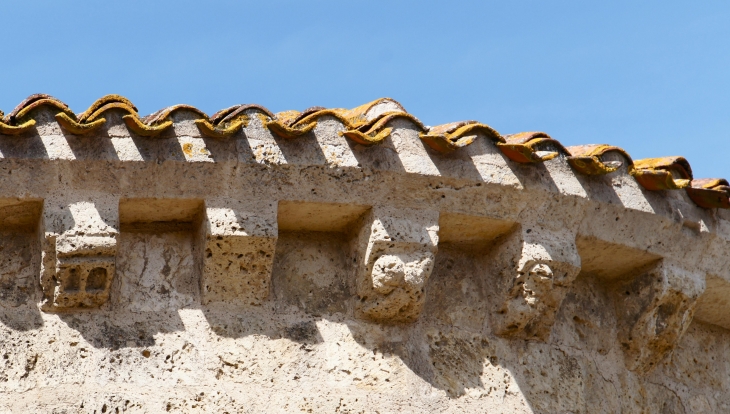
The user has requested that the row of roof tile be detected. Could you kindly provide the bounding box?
[0,94,727,209]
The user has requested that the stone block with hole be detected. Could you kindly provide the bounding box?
[40,199,119,311]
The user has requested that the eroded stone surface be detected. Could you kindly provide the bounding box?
[113,232,197,313]
[0,232,38,309]
[272,231,352,315]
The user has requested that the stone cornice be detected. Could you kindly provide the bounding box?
[0,94,727,378]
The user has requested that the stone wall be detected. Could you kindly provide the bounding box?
[0,96,729,413]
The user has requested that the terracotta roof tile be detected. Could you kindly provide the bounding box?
[566,144,633,175]
[0,94,726,209]
[497,132,569,163]
[633,157,692,190]
[686,178,730,209]
[420,121,503,153]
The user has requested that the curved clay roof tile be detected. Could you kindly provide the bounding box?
[77,95,138,122]
[633,157,693,190]
[420,121,504,153]
[566,144,634,175]
[497,132,569,163]
[686,178,730,209]
[5,93,63,123]
[0,94,727,210]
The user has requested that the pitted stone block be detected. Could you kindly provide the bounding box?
[352,207,439,322]
[615,260,705,374]
[489,227,581,340]
[199,200,278,305]
[40,200,119,311]
[50,235,115,308]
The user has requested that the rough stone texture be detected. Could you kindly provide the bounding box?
[0,104,727,412]
[0,232,38,309]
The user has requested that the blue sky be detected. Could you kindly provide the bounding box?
[1,1,728,178]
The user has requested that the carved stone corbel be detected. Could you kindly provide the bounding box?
[614,259,705,374]
[40,200,118,311]
[351,207,439,322]
[198,199,278,305]
[489,227,581,340]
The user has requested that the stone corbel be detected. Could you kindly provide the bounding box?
[489,226,581,340]
[40,200,118,311]
[351,207,439,322]
[198,199,278,305]
[615,259,705,375]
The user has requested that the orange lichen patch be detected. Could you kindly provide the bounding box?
[686,178,730,209]
[0,119,35,135]
[77,95,138,122]
[633,157,693,190]
[496,132,569,163]
[420,121,504,153]
[55,113,106,135]
[182,142,194,157]
[567,144,634,175]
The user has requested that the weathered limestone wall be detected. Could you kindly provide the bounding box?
[0,97,729,413]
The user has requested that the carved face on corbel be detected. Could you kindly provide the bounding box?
[493,259,580,340]
[518,262,554,305]
[358,249,435,322]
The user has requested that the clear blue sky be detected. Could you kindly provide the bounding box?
[2,1,728,178]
